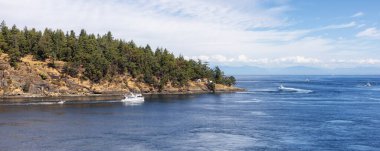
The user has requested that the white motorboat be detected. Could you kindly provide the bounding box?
[121,93,144,104]
[57,100,66,104]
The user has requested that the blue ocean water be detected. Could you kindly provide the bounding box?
[0,75,380,151]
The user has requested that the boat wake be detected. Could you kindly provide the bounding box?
[237,88,278,94]
[0,102,58,106]
[278,85,313,94]
[237,86,313,94]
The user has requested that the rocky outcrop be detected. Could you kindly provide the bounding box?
[0,54,243,99]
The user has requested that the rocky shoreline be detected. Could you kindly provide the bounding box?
[0,54,244,104]
[0,88,244,104]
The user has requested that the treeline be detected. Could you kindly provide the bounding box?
[0,21,236,90]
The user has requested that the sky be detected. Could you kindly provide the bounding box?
[1,0,380,72]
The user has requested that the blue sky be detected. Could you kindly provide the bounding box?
[1,0,380,71]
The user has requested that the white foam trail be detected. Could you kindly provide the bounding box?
[278,86,313,94]
[255,88,278,92]
[236,91,255,94]
[0,100,126,106]
[6,102,57,106]
[326,120,354,124]
[27,102,56,105]
[369,98,380,101]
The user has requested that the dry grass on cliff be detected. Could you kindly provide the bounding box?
[0,53,240,96]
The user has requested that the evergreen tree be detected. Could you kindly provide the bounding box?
[20,27,31,54]
[65,30,77,61]
[0,21,10,52]
[0,31,6,52]
[9,25,20,49]
[214,66,223,84]
[52,29,67,61]
[37,29,53,60]
[26,28,42,56]
[8,46,21,67]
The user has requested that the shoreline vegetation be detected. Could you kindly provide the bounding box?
[0,21,244,102]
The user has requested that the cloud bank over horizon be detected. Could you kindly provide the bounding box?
[0,0,379,70]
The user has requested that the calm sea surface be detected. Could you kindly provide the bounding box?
[1,75,380,151]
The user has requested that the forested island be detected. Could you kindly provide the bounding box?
[0,21,242,98]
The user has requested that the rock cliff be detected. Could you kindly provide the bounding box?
[0,54,243,98]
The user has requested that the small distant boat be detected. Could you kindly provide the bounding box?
[278,84,285,90]
[365,82,372,87]
[57,100,66,104]
[305,78,310,82]
[121,93,144,104]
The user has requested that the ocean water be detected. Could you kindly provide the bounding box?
[1,75,380,151]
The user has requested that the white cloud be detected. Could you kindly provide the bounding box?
[319,22,357,30]
[139,0,290,29]
[351,12,364,18]
[0,0,300,55]
[0,0,378,69]
[273,56,321,64]
[357,24,366,28]
[331,59,380,65]
[187,54,380,67]
[356,28,380,39]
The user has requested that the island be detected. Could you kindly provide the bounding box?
[0,21,243,102]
